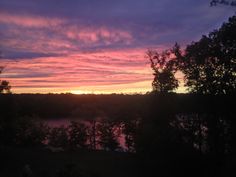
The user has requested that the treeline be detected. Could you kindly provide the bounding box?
[0,94,148,152]
[0,93,234,118]
[0,116,134,152]
[1,93,236,176]
[1,94,235,151]
[137,94,236,177]
[0,93,146,119]
[147,16,236,95]
[1,15,236,176]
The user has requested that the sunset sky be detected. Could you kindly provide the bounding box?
[0,0,234,94]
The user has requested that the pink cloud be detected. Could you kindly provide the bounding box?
[0,49,154,93]
[0,12,64,28]
[1,47,187,94]
[64,26,133,44]
[1,20,134,56]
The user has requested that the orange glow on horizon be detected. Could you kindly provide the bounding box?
[1,49,154,94]
[1,48,187,94]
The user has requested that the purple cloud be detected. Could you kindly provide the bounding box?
[0,0,234,93]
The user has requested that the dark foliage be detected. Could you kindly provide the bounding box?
[0,67,11,93]
[173,16,236,94]
[68,121,88,149]
[210,0,236,6]
[1,15,236,177]
[97,119,120,151]
[14,116,49,147]
[147,50,179,93]
[48,126,69,148]
[0,115,48,147]
[122,119,140,153]
[0,94,236,177]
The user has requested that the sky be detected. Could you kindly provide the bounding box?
[0,0,235,94]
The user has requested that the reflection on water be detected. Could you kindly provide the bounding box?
[45,118,126,150]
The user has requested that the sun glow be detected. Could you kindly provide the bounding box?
[1,49,156,94]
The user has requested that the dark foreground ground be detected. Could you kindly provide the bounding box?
[0,147,138,177]
[1,147,236,177]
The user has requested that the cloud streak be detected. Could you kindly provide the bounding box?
[0,0,235,93]
[0,50,153,93]
[0,12,64,28]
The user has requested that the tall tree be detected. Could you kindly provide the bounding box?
[146,50,179,93]
[68,121,88,149]
[97,119,120,151]
[173,16,236,94]
[14,116,49,147]
[122,119,140,152]
[48,126,68,148]
[0,67,11,93]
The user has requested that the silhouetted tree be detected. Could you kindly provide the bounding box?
[0,67,11,93]
[210,0,236,6]
[68,121,88,149]
[171,114,208,153]
[122,119,140,152]
[48,126,68,148]
[146,50,179,93]
[205,115,231,155]
[0,116,48,146]
[14,116,49,147]
[74,104,104,150]
[173,16,236,94]
[0,116,18,145]
[97,119,120,151]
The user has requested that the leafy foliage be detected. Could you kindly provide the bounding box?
[14,116,49,146]
[68,121,88,149]
[122,119,140,152]
[0,116,48,146]
[173,16,236,94]
[48,126,69,148]
[0,67,11,93]
[146,50,179,93]
[97,119,120,151]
